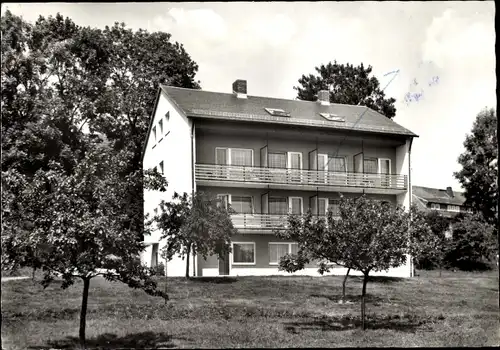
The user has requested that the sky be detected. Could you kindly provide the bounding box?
[2,1,496,191]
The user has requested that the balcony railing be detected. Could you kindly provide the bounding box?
[231,213,336,231]
[195,164,407,190]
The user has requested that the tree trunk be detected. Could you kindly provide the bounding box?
[342,267,351,302]
[361,273,369,330]
[185,244,191,279]
[79,277,91,348]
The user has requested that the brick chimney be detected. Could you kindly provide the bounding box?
[446,186,454,198]
[318,90,330,106]
[232,79,247,99]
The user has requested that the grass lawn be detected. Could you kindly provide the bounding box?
[1,269,499,349]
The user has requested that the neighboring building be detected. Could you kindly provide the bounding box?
[141,80,418,278]
[412,186,472,218]
[412,186,472,238]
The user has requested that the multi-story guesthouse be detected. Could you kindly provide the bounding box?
[141,80,418,278]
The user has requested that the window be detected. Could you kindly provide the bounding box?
[231,149,253,166]
[231,196,253,214]
[232,242,255,264]
[319,113,345,122]
[152,126,157,143]
[153,166,157,172]
[165,111,170,122]
[269,242,298,265]
[158,119,163,136]
[215,148,253,166]
[430,203,440,210]
[318,198,328,215]
[328,199,340,216]
[269,197,287,215]
[217,194,229,209]
[363,158,378,174]
[268,152,287,168]
[159,161,164,174]
[264,108,291,117]
[329,157,346,172]
[289,197,303,215]
[448,205,460,212]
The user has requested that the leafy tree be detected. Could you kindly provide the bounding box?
[294,61,397,118]
[414,210,451,276]
[1,136,168,347]
[90,23,201,240]
[454,108,498,229]
[155,191,237,278]
[445,213,497,271]
[275,196,429,330]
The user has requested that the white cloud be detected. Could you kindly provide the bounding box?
[421,8,495,68]
[153,8,228,43]
[248,13,297,46]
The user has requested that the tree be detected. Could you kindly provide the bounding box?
[445,213,497,271]
[454,108,498,229]
[413,210,451,276]
[89,23,202,240]
[275,196,429,330]
[155,191,237,278]
[294,61,397,118]
[1,136,168,347]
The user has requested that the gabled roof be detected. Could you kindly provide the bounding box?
[160,85,418,138]
[412,186,467,206]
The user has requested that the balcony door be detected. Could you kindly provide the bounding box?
[287,152,302,183]
[269,152,287,183]
[289,197,303,215]
[318,154,328,184]
[378,158,391,187]
[363,158,378,186]
[329,156,347,186]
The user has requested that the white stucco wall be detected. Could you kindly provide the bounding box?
[142,90,194,276]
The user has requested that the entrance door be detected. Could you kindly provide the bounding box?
[218,250,230,276]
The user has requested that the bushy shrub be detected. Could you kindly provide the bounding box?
[150,262,166,276]
[444,214,497,271]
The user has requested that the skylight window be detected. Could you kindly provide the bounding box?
[319,113,345,122]
[264,108,291,117]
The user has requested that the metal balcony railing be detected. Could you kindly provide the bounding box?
[231,213,337,231]
[195,164,407,190]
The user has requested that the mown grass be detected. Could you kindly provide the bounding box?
[1,269,498,349]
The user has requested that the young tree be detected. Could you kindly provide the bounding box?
[294,61,397,118]
[445,213,497,271]
[454,108,498,229]
[276,196,430,330]
[1,136,168,347]
[155,192,237,278]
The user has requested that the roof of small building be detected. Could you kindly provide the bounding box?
[161,85,418,138]
[412,186,467,206]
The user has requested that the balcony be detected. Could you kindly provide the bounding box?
[195,164,408,194]
[231,213,334,233]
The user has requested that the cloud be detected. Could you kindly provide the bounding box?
[421,8,495,68]
[248,13,297,46]
[152,8,228,43]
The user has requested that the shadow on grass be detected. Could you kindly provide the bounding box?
[190,276,238,284]
[284,314,437,334]
[30,331,190,349]
[310,293,385,304]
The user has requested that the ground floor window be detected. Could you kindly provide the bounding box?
[269,242,298,265]
[232,242,255,264]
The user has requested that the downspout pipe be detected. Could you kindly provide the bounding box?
[408,137,414,277]
[191,120,196,276]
